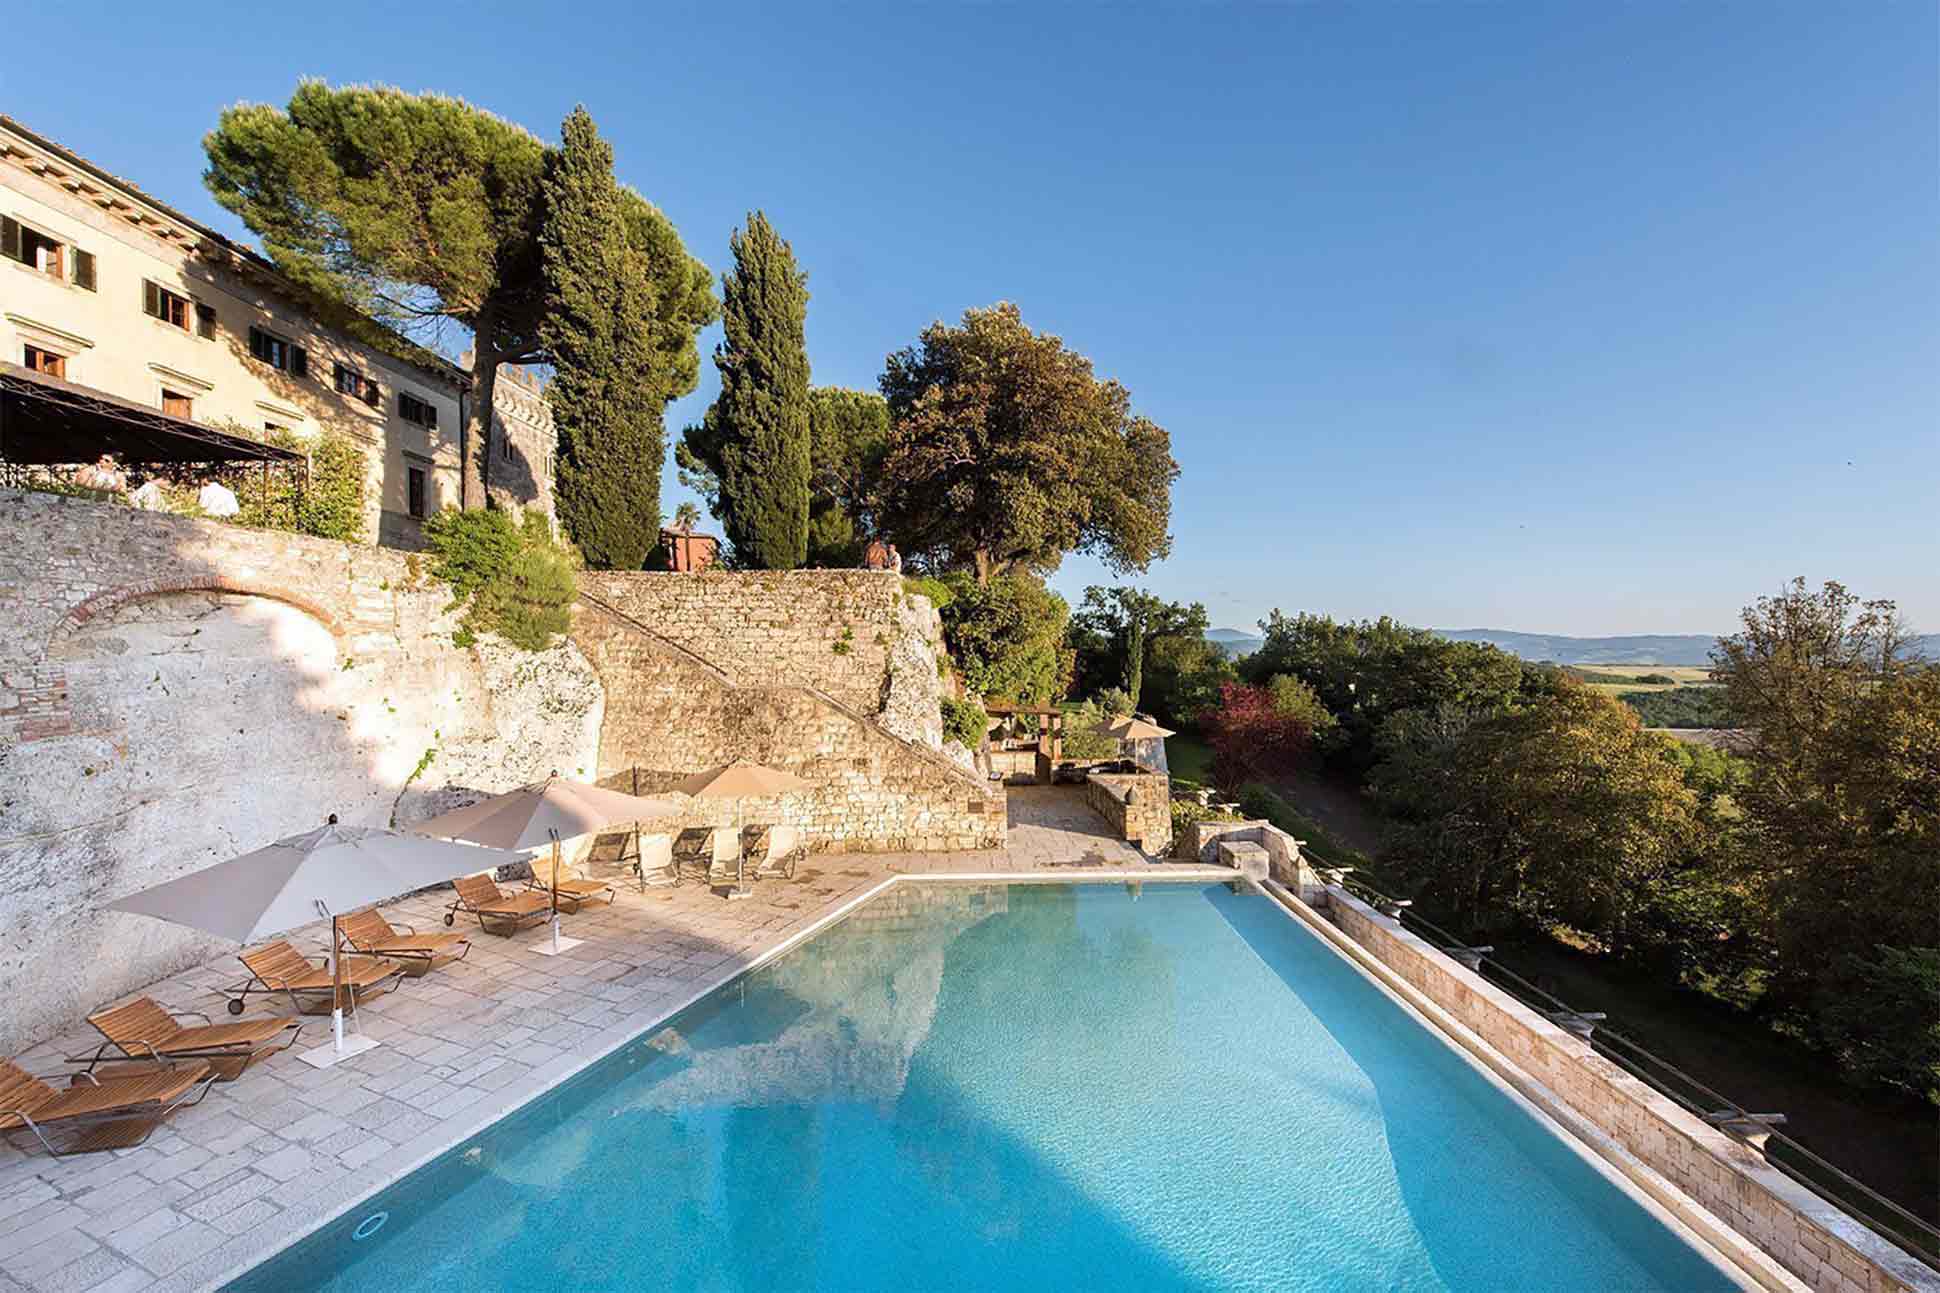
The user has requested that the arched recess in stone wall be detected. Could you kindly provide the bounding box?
[47,576,344,656]
[2,587,382,1056]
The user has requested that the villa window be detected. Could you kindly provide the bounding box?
[160,389,192,419]
[195,302,217,340]
[500,431,513,462]
[0,216,74,281]
[143,281,192,331]
[248,326,307,376]
[334,362,380,405]
[407,466,427,519]
[23,345,65,379]
[398,391,438,430]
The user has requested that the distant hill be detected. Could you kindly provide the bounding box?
[1207,625,1940,667]
[1433,629,1721,667]
[1439,628,1940,666]
[1206,628,1265,657]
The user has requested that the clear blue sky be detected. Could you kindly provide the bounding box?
[10,2,1935,634]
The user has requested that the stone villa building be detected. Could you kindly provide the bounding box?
[0,113,555,547]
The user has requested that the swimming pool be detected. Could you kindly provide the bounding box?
[228,881,1743,1291]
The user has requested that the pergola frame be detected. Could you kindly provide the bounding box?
[0,360,305,480]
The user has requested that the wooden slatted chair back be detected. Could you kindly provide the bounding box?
[339,909,394,949]
[452,873,505,908]
[0,1061,54,1128]
[240,941,313,986]
[88,998,184,1051]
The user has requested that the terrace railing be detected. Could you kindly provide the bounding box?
[1320,867,1940,1274]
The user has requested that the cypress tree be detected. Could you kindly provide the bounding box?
[679,212,810,569]
[540,107,662,568]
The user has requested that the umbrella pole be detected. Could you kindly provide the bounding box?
[331,914,345,1053]
[299,901,378,1068]
[530,828,584,956]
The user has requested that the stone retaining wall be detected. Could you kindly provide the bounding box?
[571,595,1004,853]
[0,490,603,1054]
[578,569,937,728]
[1322,885,1936,1293]
[1082,771,1172,855]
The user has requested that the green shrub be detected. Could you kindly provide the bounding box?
[902,574,955,611]
[423,508,524,603]
[1811,946,1940,1103]
[936,572,1071,706]
[424,508,577,651]
[1059,697,1125,761]
[224,427,367,542]
[940,695,989,749]
[1170,796,1242,842]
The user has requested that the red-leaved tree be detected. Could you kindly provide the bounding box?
[1201,681,1315,788]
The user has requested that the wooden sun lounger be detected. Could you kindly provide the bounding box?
[1,1057,215,1156]
[525,853,617,906]
[81,996,300,1080]
[230,941,406,1016]
[341,908,471,976]
[445,872,556,935]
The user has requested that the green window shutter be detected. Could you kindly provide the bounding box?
[195,303,216,339]
[292,346,308,378]
[73,249,96,291]
[0,216,18,264]
[144,280,161,318]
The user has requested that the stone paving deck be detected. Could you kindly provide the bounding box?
[0,788,1228,1293]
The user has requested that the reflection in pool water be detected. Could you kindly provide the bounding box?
[229,882,1739,1292]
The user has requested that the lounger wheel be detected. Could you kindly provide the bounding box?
[226,998,245,1015]
[444,913,455,926]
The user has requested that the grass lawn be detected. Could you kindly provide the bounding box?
[1166,734,1214,784]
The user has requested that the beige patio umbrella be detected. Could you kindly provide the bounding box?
[674,761,815,900]
[106,816,527,1068]
[1089,714,1177,741]
[412,772,688,955]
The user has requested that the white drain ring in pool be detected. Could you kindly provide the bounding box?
[352,1212,389,1241]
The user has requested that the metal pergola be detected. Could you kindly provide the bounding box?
[0,360,304,475]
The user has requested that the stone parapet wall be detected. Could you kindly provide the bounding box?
[1187,819,1325,902]
[0,490,602,1054]
[579,570,932,723]
[1083,771,1172,855]
[572,596,1003,853]
[1321,885,1936,1293]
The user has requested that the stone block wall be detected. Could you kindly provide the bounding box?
[1083,771,1172,855]
[1189,819,1325,902]
[579,570,930,722]
[1322,886,1936,1293]
[0,490,603,1054]
[572,595,1003,853]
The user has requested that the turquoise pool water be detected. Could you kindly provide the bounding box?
[228,882,1739,1292]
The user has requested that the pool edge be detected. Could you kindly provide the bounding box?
[168,866,1239,1293]
[1252,876,1806,1293]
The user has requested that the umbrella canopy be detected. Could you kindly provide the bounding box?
[674,760,815,799]
[106,818,526,945]
[1090,715,1177,741]
[411,773,689,851]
